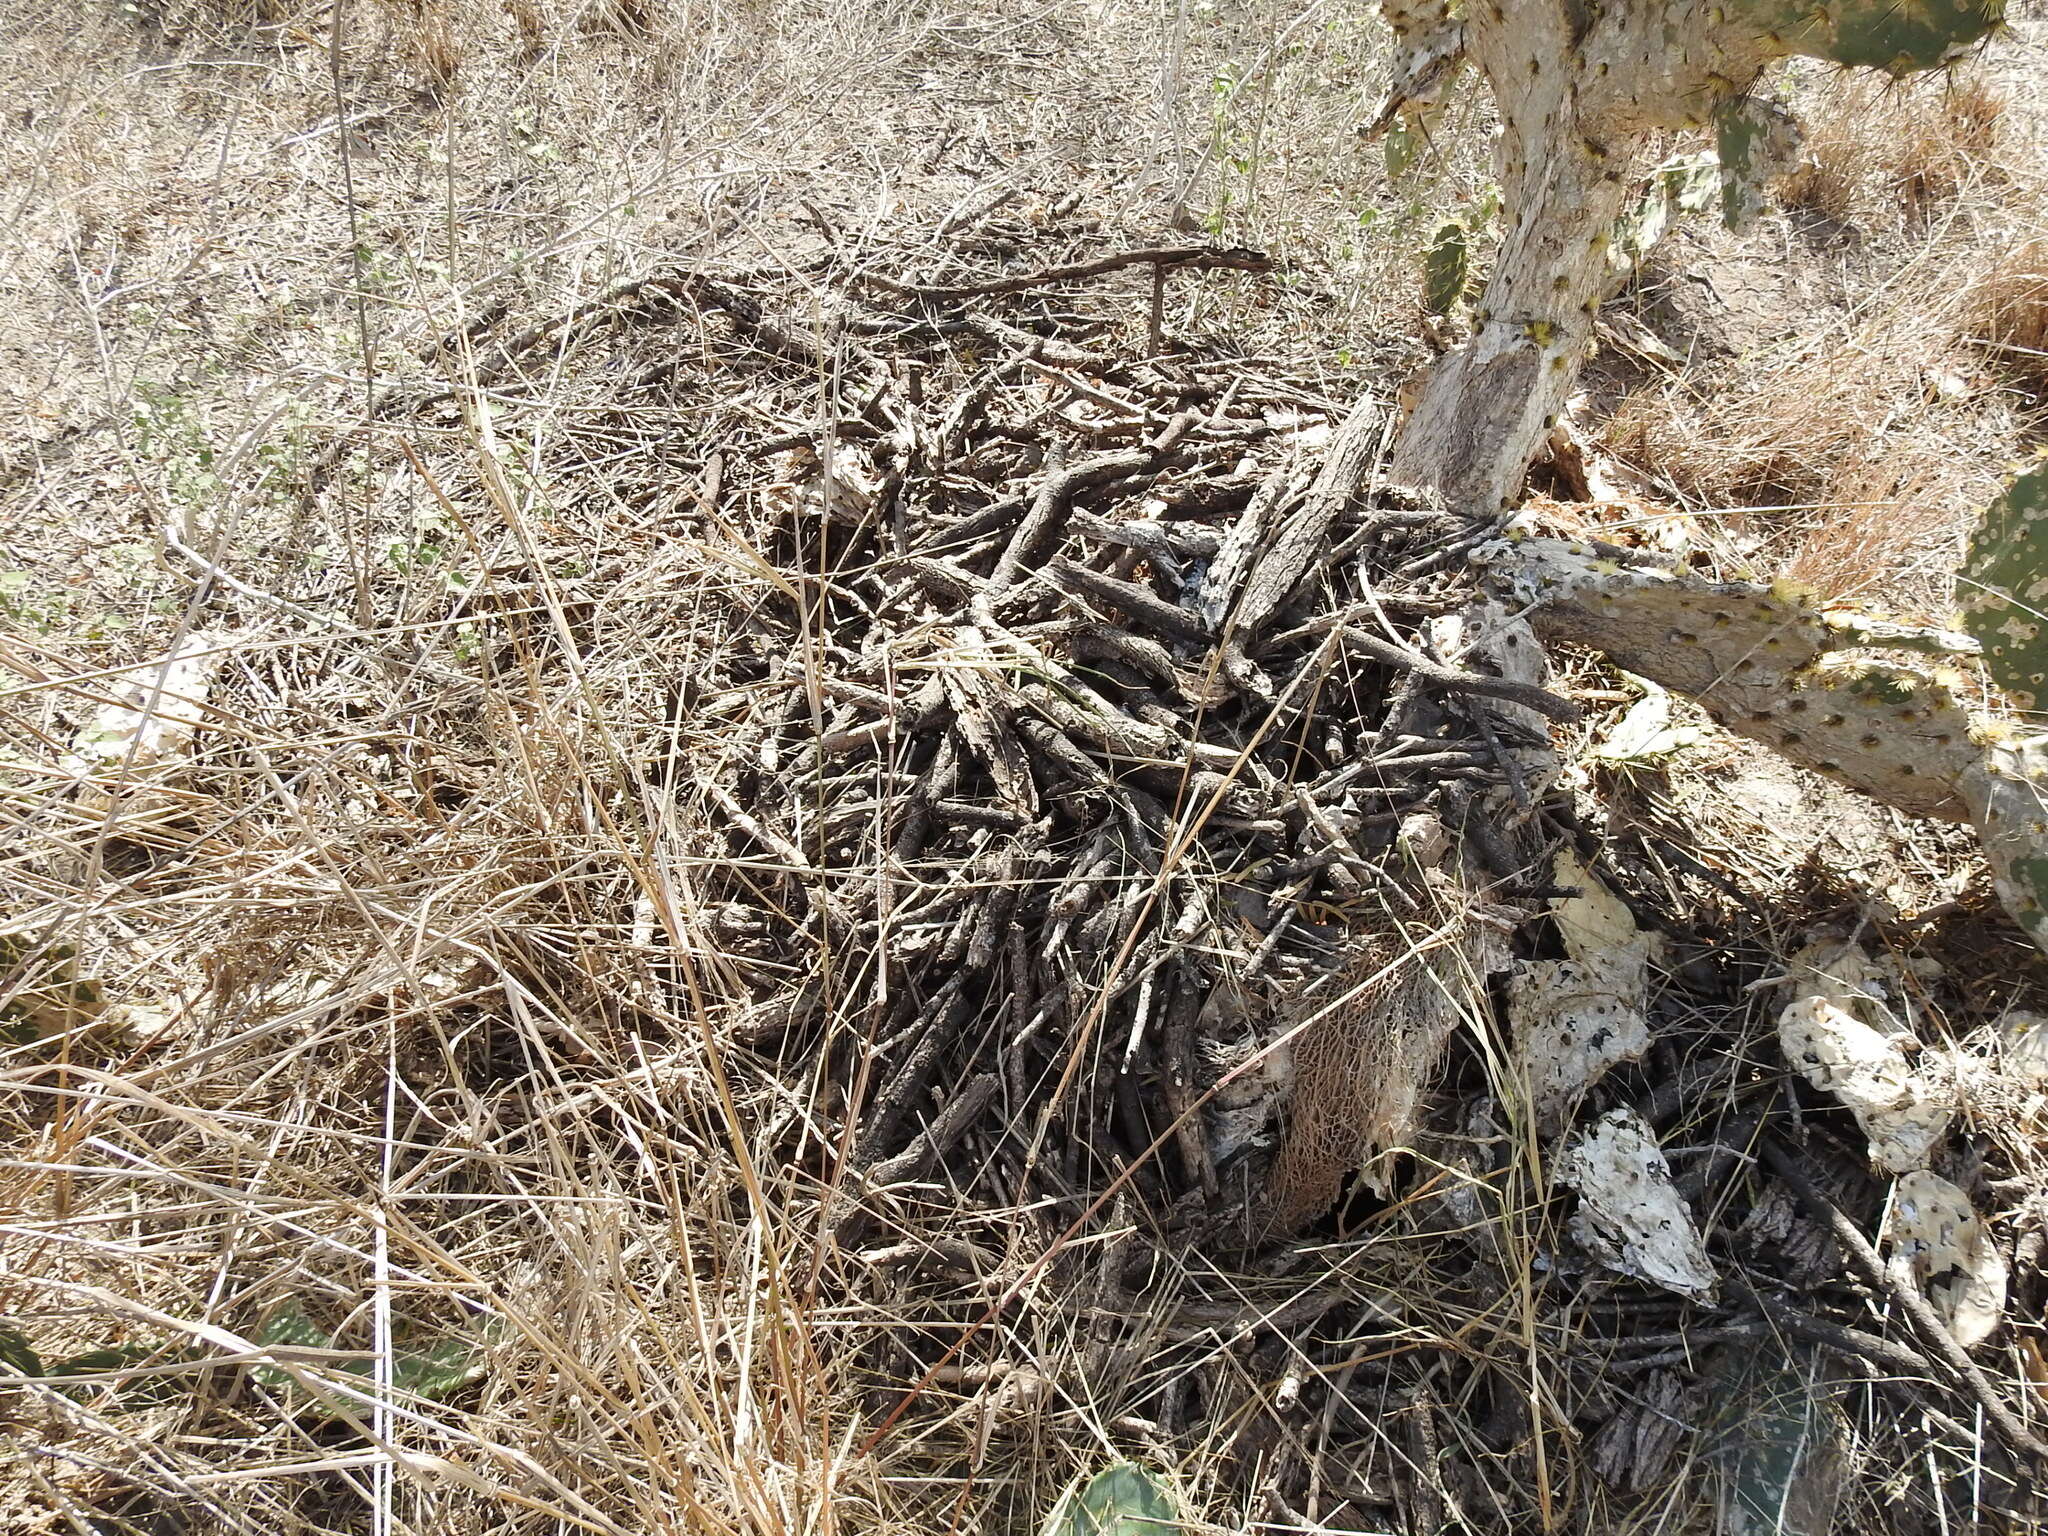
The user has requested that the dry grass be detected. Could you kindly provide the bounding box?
[5,3,2048,1534]
[1597,57,2043,610]
[1966,235,2048,398]
[1779,72,2009,228]
[0,3,1481,1532]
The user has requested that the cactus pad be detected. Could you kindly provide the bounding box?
[1960,731,2048,952]
[1714,97,1802,234]
[1960,458,2048,715]
[1423,218,1469,317]
[1738,0,2004,75]
[1045,1465,1179,1536]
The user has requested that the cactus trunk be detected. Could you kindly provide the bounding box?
[1372,0,2000,516]
[1394,143,1629,513]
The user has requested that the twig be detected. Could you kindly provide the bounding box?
[1760,1138,2048,1464]
[869,243,1274,300]
[1335,626,1581,722]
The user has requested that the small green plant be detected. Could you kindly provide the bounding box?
[251,1303,494,1417]
[1044,1463,1179,1536]
[0,1322,195,1409]
[1611,151,1718,271]
[0,1307,493,1419]
[1422,218,1470,316]
[0,931,103,1044]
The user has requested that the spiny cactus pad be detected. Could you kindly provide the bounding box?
[1714,97,1802,234]
[1960,458,2048,715]
[1739,0,2004,75]
[1045,1465,1179,1536]
[1488,533,2048,954]
[1484,536,1978,820]
[1423,218,1470,317]
[1961,732,2048,952]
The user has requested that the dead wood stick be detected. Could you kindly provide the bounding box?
[864,1073,1001,1189]
[1018,682,1237,774]
[1334,627,1580,723]
[1013,717,1112,787]
[930,801,1031,831]
[991,446,1156,588]
[803,676,949,764]
[1224,394,1389,639]
[862,977,971,1156]
[872,243,1273,300]
[1723,1275,1950,1382]
[702,781,850,939]
[1068,511,1224,562]
[1760,1139,2048,1464]
[956,308,1107,369]
[1021,357,1155,420]
[1043,559,1211,645]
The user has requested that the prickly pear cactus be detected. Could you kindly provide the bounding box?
[1045,1465,1178,1536]
[1483,531,2048,954]
[1960,458,2048,715]
[1961,732,2048,952]
[1483,535,1981,820]
[1714,97,1803,234]
[1422,218,1469,317]
[1737,0,2004,75]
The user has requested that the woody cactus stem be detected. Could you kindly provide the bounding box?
[1375,0,2001,515]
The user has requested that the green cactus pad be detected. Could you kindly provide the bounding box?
[1739,0,2003,75]
[1815,0,2002,73]
[1714,98,1802,233]
[1045,1464,1180,1536]
[1960,458,2048,714]
[1423,218,1469,317]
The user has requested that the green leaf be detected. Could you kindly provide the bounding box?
[1044,1464,1179,1536]
[50,1346,151,1375]
[1422,219,1469,317]
[1960,457,2048,714]
[391,1332,489,1401]
[251,1304,493,1414]
[1611,154,1713,271]
[1740,0,2004,76]
[1382,118,1423,179]
[0,1323,43,1378]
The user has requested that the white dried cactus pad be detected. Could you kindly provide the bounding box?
[64,631,226,818]
[1510,851,1656,1136]
[1999,1010,2048,1087]
[1959,732,2048,954]
[1885,1170,2008,1348]
[1778,995,1953,1173]
[1778,935,1910,1036]
[1558,1108,1717,1298]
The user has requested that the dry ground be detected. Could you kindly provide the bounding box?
[3,2,2048,1535]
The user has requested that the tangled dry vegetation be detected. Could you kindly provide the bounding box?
[4,4,2048,1536]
